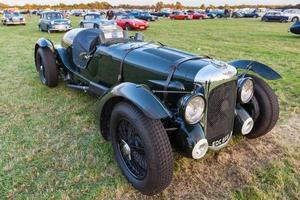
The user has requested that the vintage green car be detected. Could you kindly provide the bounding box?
[34,25,281,195]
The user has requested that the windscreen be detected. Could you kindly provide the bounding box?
[85,14,102,20]
[45,12,63,20]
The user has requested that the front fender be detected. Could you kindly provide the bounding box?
[228,60,282,80]
[99,82,172,120]
[98,82,172,140]
[34,38,55,59]
[35,38,54,52]
[34,38,55,71]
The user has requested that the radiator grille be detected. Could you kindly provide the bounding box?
[206,81,237,144]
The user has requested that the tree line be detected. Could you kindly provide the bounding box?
[0,1,299,10]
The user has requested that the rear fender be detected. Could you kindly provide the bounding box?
[228,60,282,80]
[98,82,172,140]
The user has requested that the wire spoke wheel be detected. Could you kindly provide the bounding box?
[116,119,147,179]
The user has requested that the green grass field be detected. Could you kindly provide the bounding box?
[0,16,299,199]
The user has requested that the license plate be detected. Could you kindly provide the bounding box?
[140,26,145,29]
[56,25,66,30]
[211,133,232,147]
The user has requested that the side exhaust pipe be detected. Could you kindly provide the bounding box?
[234,106,254,135]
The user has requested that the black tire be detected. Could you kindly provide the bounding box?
[35,48,58,87]
[93,23,99,29]
[110,102,174,195]
[245,75,279,139]
[124,23,131,31]
[80,23,84,28]
[291,17,299,23]
[281,19,288,23]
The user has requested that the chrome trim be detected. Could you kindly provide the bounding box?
[200,76,237,137]
[194,60,237,84]
[195,61,238,150]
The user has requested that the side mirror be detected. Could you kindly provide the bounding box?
[134,32,144,41]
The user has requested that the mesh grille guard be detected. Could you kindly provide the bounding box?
[205,81,237,146]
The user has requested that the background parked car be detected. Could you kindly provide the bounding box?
[131,11,158,21]
[205,12,217,19]
[150,10,171,17]
[207,10,229,18]
[187,10,209,19]
[38,11,72,33]
[282,9,300,22]
[261,11,289,22]
[79,12,115,28]
[232,10,259,18]
[289,21,300,34]
[2,11,26,25]
[169,11,193,20]
[116,15,149,30]
[72,10,83,17]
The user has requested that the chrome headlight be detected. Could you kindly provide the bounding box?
[50,21,55,25]
[238,78,254,104]
[181,94,206,125]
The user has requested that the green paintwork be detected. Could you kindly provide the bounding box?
[98,82,172,120]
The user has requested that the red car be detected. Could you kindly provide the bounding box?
[187,11,209,19]
[116,15,149,30]
[169,11,193,20]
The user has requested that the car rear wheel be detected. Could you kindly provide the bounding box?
[281,19,288,23]
[35,48,58,87]
[244,75,279,139]
[110,102,174,195]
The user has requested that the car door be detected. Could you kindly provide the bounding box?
[43,14,51,30]
[267,13,275,21]
[274,13,283,21]
[40,14,47,30]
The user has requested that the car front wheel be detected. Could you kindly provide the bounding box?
[291,17,299,22]
[110,102,174,195]
[244,75,279,139]
[35,48,58,87]
[124,23,131,30]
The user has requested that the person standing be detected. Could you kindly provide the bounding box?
[107,10,115,20]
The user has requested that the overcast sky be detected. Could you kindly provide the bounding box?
[1,0,299,6]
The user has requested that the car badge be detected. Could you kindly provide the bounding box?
[210,60,228,69]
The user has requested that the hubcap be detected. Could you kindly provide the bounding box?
[116,119,147,179]
[121,139,131,160]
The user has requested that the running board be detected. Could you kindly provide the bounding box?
[66,82,108,97]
